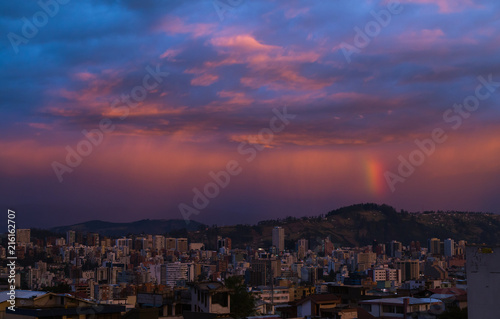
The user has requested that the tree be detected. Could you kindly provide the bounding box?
[224,276,256,319]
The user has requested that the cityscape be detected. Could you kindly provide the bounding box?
[2,0,500,318]
[1,204,499,318]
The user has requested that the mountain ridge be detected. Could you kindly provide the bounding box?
[50,219,205,237]
[44,203,500,248]
[188,203,500,248]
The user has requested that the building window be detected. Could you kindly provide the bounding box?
[212,292,228,307]
[382,305,395,313]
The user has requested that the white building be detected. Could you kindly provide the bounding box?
[372,268,387,282]
[253,286,290,305]
[190,282,231,314]
[360,297,443,318]
[162,262,193,287]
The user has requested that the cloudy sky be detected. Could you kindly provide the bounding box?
[1,0,500,228]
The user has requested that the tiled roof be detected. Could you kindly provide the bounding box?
[428,287,466,296]
[296,294,341,305]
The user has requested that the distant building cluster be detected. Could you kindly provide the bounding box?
[0,227,492,319]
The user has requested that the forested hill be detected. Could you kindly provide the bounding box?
[189,203,500,249]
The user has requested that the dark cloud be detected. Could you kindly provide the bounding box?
[1,0,500,226]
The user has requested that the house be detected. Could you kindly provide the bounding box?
[428,287,467,310]
[4,292,125,319]
[0,291,46,319]
[296,294,341,318]
[326,284,370,305]
[320,307,359,319]
[359,297,444,318]
[188,282,231,314]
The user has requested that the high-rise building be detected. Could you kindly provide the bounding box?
[176,238,188,252]
[324,238,334,256]
[249,258,281,286]
[66,230,75,245]
[386,268,401,283]
[76,232,84,245]
[146,235,153,250]
[55,238,66,246]
[355,252,377,271]
[162,262,193,287]
[368,267,400,283]
[429,238,441,255]
[456,240,467,256]
[134,237,146,250]
[272,226,285,253]
[87,233,99,246]
[166,238,176,250]
[371,268,387,282]
[217,236,232,253]
[16,229,31,244]
[444,238,455,257]
[396,260,420,281]
[153,235,165,251]
[116,238,132,248]
[297,239,308,259]
[389,240,403,258]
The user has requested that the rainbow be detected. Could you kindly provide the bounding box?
[364,157,386,196]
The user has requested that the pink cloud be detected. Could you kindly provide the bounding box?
[396,0,479,13]
[155,16,216,38]
[102,104,187,119]
[210,35,280,51]
[190,73,219,86]
[160,48,183,61]
[205,34,331,90]
[28,123,53,130]
[217,90,254,105]
[73,72,97,81]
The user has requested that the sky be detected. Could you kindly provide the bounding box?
[1,0,500,228]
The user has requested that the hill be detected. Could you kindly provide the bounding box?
[47,204,500,248]
[188,203,500,249]
[51,219,205,237]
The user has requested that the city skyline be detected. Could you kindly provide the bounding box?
[2,0,500,228]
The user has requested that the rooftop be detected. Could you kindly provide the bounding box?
[360,297,442,306]
[0,290,47,303]
[296,294,341,305]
